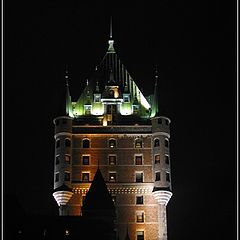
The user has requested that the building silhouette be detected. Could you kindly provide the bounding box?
[53,22,172,240]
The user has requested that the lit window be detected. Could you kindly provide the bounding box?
[166,172,170,182]
[155,172,161,181]
[133,105,139,114]
[112,195,116,204]
[109,172,116,182]
[154,138,160,147]
[109,139,116,148]
[82,172,89,182]
[109,155,116,165]
[136,231,144,240]
[135,139,142,148]
[82,139,90,148]
[82,156,90,165]
[65,230,70,236]
[155,155,160,164]
[56,155,60,165]
[64,171,70,181]
[65,139,71,147]
[84,105,92,115]
[56,139,60,148]
[136,172,143,183]
[135,155,143,165]
[136,196,144,205]
[136,211,144,223]
[65,155,70,164]
[165,155,170,164]
[55,173,59,182]
[165,139,169,148]
[158,118,162,124]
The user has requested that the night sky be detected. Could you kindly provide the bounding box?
[4,0,237,240]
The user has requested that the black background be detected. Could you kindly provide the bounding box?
[4,0,237,239]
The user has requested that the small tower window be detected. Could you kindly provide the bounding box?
[82,139,90,148]
[123,96,130,102]
[56,139,60,148]
[65,155,70,164]
[55,119,59,126]
[82,155,90,165]
[136,172,143,183]
[84,105,92,115]
[165,139,169,148]
[135,139,142,148]
[165,155,170,164]
[136,196,144,205]
[166,172,170,182]
[155,155,160,164]
[155,172,161,181]
[65,139,71,147]
[136,211,144,223]
[62,119,67,124]
[109,155,117,165]
[135,155,143,165]
[64,171,70,181]
[55,172,59,182]
[133,105,139,114]
[109,172,117,182]
[56,155,60,165]
[82,172,89,182]
[109,139,116,148]
[136,231,144,240]
[158,118,162,124]
[154,138,160,147]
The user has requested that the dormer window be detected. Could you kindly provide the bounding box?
[135,139,143,148]
[133,105,139,114]
[123,96,130,103]
[84,105,92,115]
[109,139,116,148]
[94,95,101,103]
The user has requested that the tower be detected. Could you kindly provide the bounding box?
[52,21,172,240]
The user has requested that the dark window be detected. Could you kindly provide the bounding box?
[56,139,60,148]
[109,139,116,148]
[136,212,144,222]
[62,119,67,124]
[109,172,116,182]
[165,119,169,125]
[155,155,160,164]
[166,172,170,182]
[82,196,86,205]
[155,172,161,181]
[135,139,142,148]
[65,155,70,164]
[55,173,59,182]
[109,155,116,165]
[136,196,144,205]
[165,139,169,148]
[136,172,143,183]
[65,139,71,147]
[135,156,143,165]
[64,172,70,181]
[154,139,160,147]
[56,155,60,165]
[124,96,129,102]
[107,105,117,114]
[82,139,90,148]
[137,231,144,240]
[158,118,162,124]
[95,96,100,103]
[133,105,139,114]
[82,173,89,182]
[165,155,170,164]
[55,120,59,126]
[82,156,90,165]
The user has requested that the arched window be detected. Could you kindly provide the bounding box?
[56,139,60,148]
[82,139,90,148]
[109,139,116,148]
[155,155,160,164]
[65,139,71,147]
[135,139,142,148]
[165,139,169,148]
[154,138,160,147]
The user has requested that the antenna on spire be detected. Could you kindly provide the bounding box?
[154,65,159,86]
[110,16,113,39]
[65,64,69,86]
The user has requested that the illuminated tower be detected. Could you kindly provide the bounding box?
[52,21,172,240]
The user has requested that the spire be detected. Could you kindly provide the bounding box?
[108,17,115,53]
[65,67,72,116]
[151,66,159,117]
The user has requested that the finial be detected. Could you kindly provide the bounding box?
[110,16,113,39]
[95,65,98,71]
[154,65,159,86]
[86,79,89,86]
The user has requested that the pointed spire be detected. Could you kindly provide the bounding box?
[65,66,72,117]
[151,66,159,117]
[110,16,113,39]
[108,17,115,53]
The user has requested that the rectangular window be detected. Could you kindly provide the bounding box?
[136,172,143,183]
[166,172,170,182]
[56,155,60,165]
[65,155,70,164]
[82,195,86,205]
[109,155,117,165]
[136,211,144,223]
[165,155,170,164]
[94,95,100,103]
[155,155,160,164]
[84,105,92,115]
[155,172,161,181]
[64,172,70,181]
[136,231,144,240]
[124,96,129,102]
[82,155,90,165]
[135,139,142,148]
[136,196,144,205]
[55,172,59,182]
[135,155,143,165]
[109,172,116,182]
[82,172,89,182]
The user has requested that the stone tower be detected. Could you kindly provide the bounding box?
[52,22,172,240]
